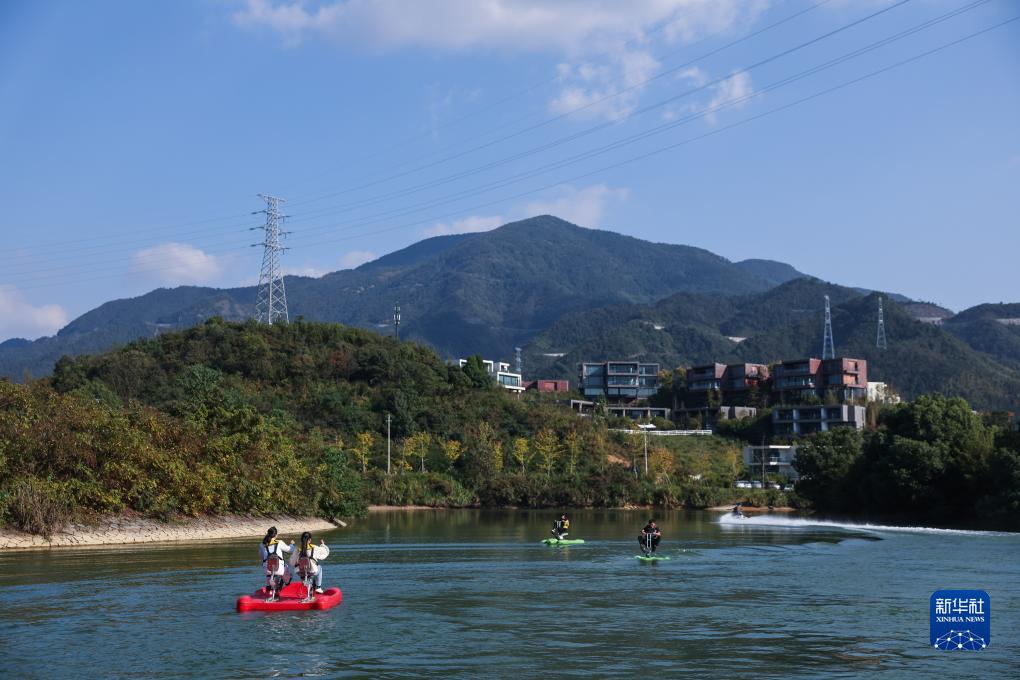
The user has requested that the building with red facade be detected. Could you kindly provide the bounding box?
[686,362,769,405]
[773,357,867,403]
[526,379,570,393]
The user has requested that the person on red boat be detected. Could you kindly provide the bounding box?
[292,531,329,594]
[259,526,294,597]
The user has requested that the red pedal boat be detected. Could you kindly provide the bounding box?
[236,582,343,613]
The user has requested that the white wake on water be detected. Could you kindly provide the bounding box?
[716,513,1014,537]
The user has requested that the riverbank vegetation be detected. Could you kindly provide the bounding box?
[2,320,1014,536]
[793,395,1020,530]
[0,320,769,536]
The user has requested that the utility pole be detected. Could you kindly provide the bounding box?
[386,413,392,475]
[822,295,835,360]
[393,302,401,339]
[252,194,289,324]
[644,428,649,476]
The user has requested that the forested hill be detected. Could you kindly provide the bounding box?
[525,278,1020,411]
[0,215,800,379]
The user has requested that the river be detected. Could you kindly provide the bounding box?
[4,509,1017,678]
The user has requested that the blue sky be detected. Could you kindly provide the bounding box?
[1,0,1018,340]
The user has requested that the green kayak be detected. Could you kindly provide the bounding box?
[542,538,585,545]
[635,554,671,562]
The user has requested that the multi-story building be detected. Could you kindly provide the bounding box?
[579,361,660,401]
[458,358,525,394]
[773,357,867,403]
[686,362,768,404]
[742,444,799,480]
[772,404,866,436]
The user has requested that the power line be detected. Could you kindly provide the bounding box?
[268,0,991,245]
[2,2,777,257]
[234,0,935,242]
[275,14,1018,254]
[2,0,907,285]
[286,0,836,208]
[0,0,913,274]
[7,13,1014,292]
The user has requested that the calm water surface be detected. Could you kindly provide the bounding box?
[3,509,1017,678]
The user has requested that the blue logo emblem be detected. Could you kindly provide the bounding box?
[930,590,990,651]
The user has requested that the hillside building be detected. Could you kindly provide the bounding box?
[686,362,769,405]
[772,404,866,436]
[569,400,671,420]
[458,358,525,394]
[580,361,660,401]
[577,360,664,420]
[525,379,570,393]
[866,381,901,404]
[773,357,867,403]
[743,444,799,481]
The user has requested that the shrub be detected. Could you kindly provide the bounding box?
[3,479,70,538]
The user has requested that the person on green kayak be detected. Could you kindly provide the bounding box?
[639,520,661,556]
[551,513,570,540]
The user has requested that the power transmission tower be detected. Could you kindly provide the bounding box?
[822,295,835,359]
[514,346,522,375]
[252,194,289,324]
[393,302,401,339]
[876,297,888,349]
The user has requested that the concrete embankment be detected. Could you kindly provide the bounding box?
[2,514,338,550]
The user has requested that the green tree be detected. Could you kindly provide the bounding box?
[462,355,492,390]
[563,430,582,476]
[442,439,463,468]
[352,431,375,473]
[511,437,532,474]
[404,432,432,473]
[793,428,865,511]
[533,428,562,477]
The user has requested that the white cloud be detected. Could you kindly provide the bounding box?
[284,265,331,278]
[550,49,660,122]
[339,250,377,269]
[232,1,758,54]
[130,242,224,285]
[0,286,69,340]
[232,1,769,123]
[705,71,754,123]
[662,68,755,124]
[423,215,504,238]
[523,184,627,228]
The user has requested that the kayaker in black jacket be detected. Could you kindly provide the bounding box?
[551,514,570,540]
[639,520,661,555]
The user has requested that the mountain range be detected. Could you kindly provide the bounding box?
[3,216,1018,409]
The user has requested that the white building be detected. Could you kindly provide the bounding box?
[867,381,901,404]
[458,358,524,394]
[742,445,799,480]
